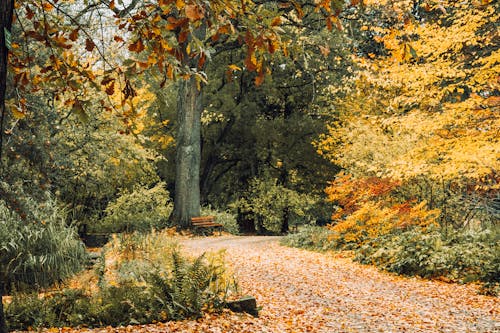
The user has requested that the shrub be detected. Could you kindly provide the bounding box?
[0,198,87,292]
[329,201,439,249]
[6,231,235,330]
[235,177,318,233]
[94,182,172,233]
[356,226,500,294]
[201,206,239,234]
[281,225,336,251]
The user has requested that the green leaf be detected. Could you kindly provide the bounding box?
[4,28,12,51]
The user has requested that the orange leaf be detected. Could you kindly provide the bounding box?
[69,29,79,41]
[244,51,257,71]
[292,1,304,18]
[228,64,242,71]
[185,4,204,21]
[42,2,54,11]
[271,17,281,27]
[128,39,145,53]
[178,30,188,44]
[255,72,265,86]
[105,81,115,95]
[85,38,95,52]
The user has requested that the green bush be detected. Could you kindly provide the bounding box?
[6,234,234,330]
[283,223,500,295]
[94,182,172,233]
[0,198,87,292]
[356,226,500,294]
[201,206,239,234]
[235,177,318,233]
[281,225,335,251]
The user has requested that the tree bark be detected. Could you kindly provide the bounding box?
[1,0,14,331]
[171,76,202,228]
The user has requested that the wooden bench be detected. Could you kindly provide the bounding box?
[191,216,223,235]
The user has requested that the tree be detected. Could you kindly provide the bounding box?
[118,0,345,227]
[4,0,346,231]
[317,0,499,227]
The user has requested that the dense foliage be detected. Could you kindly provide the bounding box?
[0,196,86,293]
[5,231,234,330]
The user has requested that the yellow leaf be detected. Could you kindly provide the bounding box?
[11,105,26,119]
[228,64,242,71]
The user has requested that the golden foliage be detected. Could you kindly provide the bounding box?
[317,1,499,184]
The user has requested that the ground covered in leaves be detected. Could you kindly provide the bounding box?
[16,236,499,333]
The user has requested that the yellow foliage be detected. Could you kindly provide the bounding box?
[318,1,499,184]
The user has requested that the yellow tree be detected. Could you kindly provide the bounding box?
[317,0,499,225]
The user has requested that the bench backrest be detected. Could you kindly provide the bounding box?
[191,216,216,225]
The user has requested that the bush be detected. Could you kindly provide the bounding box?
[94,182,172,233]
[0,197,87,292]
[201,206,239,234]
[6,231,235,330]
[356,226,500,294]
[281,225,335,251]
[235,177,318,233]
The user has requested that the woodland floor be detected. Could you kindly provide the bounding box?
[18,235,500,333]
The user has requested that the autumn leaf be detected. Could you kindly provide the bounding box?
[128,39,145,53]
[105,81,115,95]
[244,51,258,71]
[69,29,79,41]
[255,71,265,86]
[228,64,242,71]
[271,17,282,27]
[42,2,54,11]
[185,4,204,21]
[85,38,95,52]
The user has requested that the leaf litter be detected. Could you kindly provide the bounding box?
[15,236,499,333]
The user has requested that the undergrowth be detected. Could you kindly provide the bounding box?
[5,231,236,330]
[282,225,500,295]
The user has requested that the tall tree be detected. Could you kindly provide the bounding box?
[6,0,345,230]
[118,0,345,227]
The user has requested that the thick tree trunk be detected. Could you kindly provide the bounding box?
[1,1,14,331]
[171,77,202,228]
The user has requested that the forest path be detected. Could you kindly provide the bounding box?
[177,235,499,333]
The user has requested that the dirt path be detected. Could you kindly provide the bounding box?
[178,236,499,333]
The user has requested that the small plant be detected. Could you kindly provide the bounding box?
[0,198,87,292]
[201,206,239,234]
[95,182,173,233]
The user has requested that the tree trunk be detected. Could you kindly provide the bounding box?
[171,76,202,228]
[0,0,14,166]
[0,284,6,333]
[1,1,14,331]
[281,206,290,234]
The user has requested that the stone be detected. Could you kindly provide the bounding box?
[226,296,259,317]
